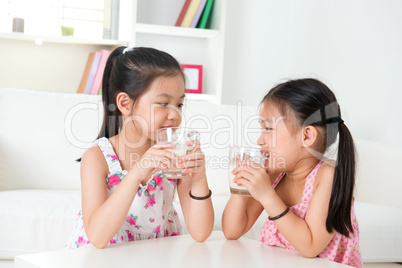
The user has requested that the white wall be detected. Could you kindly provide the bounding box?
[222,0,402,149]
[222,0,292,106]
[0,40,107,93]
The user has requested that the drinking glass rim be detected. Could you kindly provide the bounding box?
[229,145,261,151]
[156,127,198,133]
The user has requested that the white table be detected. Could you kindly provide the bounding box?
[15,231,351,268]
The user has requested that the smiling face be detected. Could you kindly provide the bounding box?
[257,100,305,173]
[126,74,186,144]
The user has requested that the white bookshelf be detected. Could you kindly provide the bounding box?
[0,0,226,103]
[0,33,125,93]
[135,23,220,39]
[0,32,127,46]
[129,0,227,103]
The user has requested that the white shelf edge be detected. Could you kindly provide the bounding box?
[135,23,219,39]
[185,93,216,102]
[0,32,128,46]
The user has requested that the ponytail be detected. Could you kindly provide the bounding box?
[326,123,356,237]
[96,46,125,140]
[76,47,124,162]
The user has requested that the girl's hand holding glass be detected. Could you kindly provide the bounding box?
[180,140,206,181]
[231,159,273,202]
[156,127,200,179]
[131,142,178,184]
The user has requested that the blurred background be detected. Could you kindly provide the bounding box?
[1,0,401,150]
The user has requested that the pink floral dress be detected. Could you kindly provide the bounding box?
[260,160,362,268]
[66,137,182,249]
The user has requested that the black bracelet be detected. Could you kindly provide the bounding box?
[189,189,212,200]
[268,206,290,221]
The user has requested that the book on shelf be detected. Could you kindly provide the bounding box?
[197,0,214,29]
[190,0,207,28]
[90,49,111,95]
[83,51,102,94]
[77,52,96,93]
[175,0,192,26]
[181,0,202,27]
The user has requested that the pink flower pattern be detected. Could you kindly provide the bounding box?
[147,185,156,192]
[76,236,90,247]
[106,171,125,189]
[145,194,156,208]
[126,214,140,229]
[167,178,178,185]
[153,175,163,186]
[108,175,121,185]
[107,154,118,161]
[66,138,182,250]
[126,230,134,241]
[153,225,161,237]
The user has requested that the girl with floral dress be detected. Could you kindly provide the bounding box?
[66,47,214,249]
[222,78,362,267]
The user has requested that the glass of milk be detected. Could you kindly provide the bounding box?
[229,146,267,196]
[156,127,200,179]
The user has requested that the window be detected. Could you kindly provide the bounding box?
[0,0,119,39]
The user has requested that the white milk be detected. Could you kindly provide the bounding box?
[165,143,192,179]
[167,143,189,156]
[228,147,266,197]
[228,163,251,196]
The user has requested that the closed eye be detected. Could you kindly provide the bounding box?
[262,127,273,132]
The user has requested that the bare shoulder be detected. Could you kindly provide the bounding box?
[81,144,104,164]
[314,159,336,189]
[81,144,109,179]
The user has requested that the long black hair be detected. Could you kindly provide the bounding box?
[262,78,356,237]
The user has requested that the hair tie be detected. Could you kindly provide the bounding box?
[324,117,344,125]
[122,47,134,54]
[318,107,344,125]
